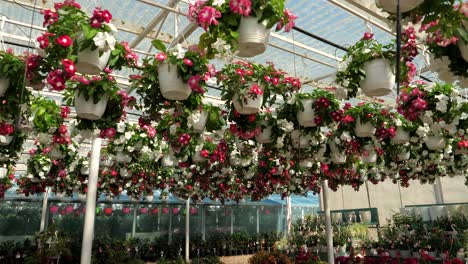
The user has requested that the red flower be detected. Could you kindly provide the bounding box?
[363,32,374,40]
[61,59,76,77]
[183,58,193,66]
[37,33,50,49]
[47,69,66,91]
[249,83,263,95]
[155,53,167,61]
[41,9,58,27]
[56,35,73,47]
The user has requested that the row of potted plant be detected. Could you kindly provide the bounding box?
[375,0,467,86]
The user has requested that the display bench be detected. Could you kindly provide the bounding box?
[317,208,379,226]
[403,202,468,222]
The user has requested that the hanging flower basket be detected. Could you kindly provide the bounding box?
[233,92,263,115]
[0,167,7,178]
[424,136,446,151]
[361,150,377,164]
[192,151,206,163]
[375,0,424,13]
[331,152,347,164]
[75,48,111,75]
[189,110,208,133]
[236,16,271,58]
[359,59,395,97]
[458,40,468,62]
[48,146,65,160]
[354,117,376,138]
[158,62,192,101]
[256,126,272,143]
[296,99,317,127]
[77,193,86,202]
[115,152,132,163]
[0,135,13,145]
[397,150,410,161]
[391,127,410,144]
[0,78,10,97]
[74,93,109,121]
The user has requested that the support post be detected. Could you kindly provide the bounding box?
[80,137,102,264]
[230,206,234,234]
[256,207,260,234]
[168,205,173,244]
[185,198,190,263]
[132,204,138,238]
[323,180,334,264]
[286,197,292,235]
[201,205,206,241]
[39,188,49,232]
[433,178,445,204]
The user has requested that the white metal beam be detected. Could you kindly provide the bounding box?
[130,0,181,48]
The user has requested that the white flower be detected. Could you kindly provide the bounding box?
[212,0,225,6]
[117,122,126,133]
[171,44,186,59]
[93,32,116,51]
[435,100,448,112]
[212,38,230,53]
[395,118,402,127]
[278,119,294,132]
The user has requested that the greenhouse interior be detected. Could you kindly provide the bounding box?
[0,0,467,263]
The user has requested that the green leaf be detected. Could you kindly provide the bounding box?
[151,39,167,53]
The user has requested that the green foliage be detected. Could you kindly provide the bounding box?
[31,96,63,133]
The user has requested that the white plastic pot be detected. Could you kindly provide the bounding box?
[359,59,395,96]
[362,150,377,164]
[424,136,446,150]
[360,211,371,223]
[392,127,410,144]
[162,155,176,167]
[300,158,315,168]
[120,168,130,178]
[458,40,468,62]
[0,167,7,178]
[256,126,272,143]
[376,0,424,13]
[413,207,431,221]
[0,135,13,145]
[291,130,310,149]
[296,99,316,127]
[100,157,114,167]
[80,165,89,175]
[192,151,206,163]
[76,48,111,75]
[77,193,86,202]
[189,110,208,133]
[400,250,411,258]
[233,92,263,115]
[331,152,347,164]
[74,93,108,120]
[237,16,270,57]
[115,152,132,163]
[158,62,192,101]
[49,146,65,159]
[0,78,10,97]
[398,150,410,161]
[146,195,154,202]
[388,250,398,258]
[354,117,376,138]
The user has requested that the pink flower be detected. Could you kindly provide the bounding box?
[122,207,131,215]
[188,75,203,92]
[277,9,297,32]
[58,125,68,135]
[140,208,148,214]
[155,52,167,61]
[61,59,76,77]
[412,97,427,110]
[56,35,73,47]
[230,0,252,16]
[29,149,36,156]
[363,32,374,40]
[342,115,354,124]
[249,83,263,95]
[183,58,194,66]
[0,123,14,135]
[50,206,59,214]
[197,6,221,30]
[146,127,157,138]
